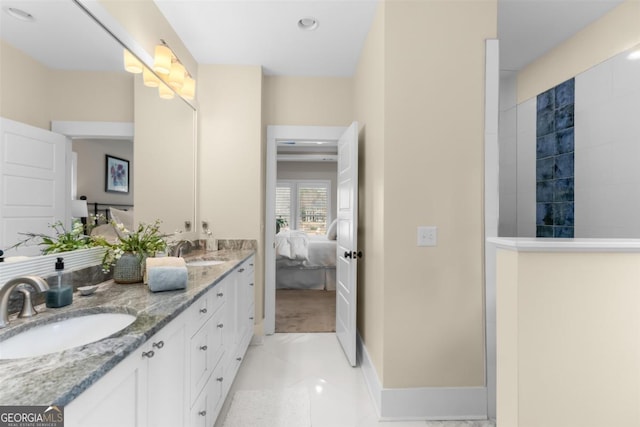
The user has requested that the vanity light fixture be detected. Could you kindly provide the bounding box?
[123,40,196,101]
[628,43,640,60]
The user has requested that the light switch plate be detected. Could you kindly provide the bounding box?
[417,226,437,247]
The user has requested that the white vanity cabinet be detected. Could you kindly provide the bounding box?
[66,256,255,427]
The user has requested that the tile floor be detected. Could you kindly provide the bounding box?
[215,333,496,427]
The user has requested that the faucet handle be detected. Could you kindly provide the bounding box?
[17,288,38,318]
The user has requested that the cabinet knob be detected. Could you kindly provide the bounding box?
[238,268,245,273]
[216,377,224,382]
[200,345,208,351]
[250,263,254,267]
[249,317,254,320]
[152,341,164,349]
[199,410,206,417]
[142,350,155,358]
[217,323,224,328]
[217,292,224,297]
[248,282,254,287]
[236,357,242,361]
[200,308,207,314]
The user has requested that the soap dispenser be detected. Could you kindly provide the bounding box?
[46,257,73,308]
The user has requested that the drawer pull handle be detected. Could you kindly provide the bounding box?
[250,263,254,266]
[152,341,164,349]
[199,410,206,417]
[200,308,208,314]
[249,316,254,320]
[217,292,224,297]
[216,377,224,382]
[236,357,242,361]
[238,268,245,273]
[142,350,155,358]
[217,323,224,328]
[249,283,254,287]
[200,345,208,351]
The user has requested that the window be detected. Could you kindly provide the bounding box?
[276,180,331,235]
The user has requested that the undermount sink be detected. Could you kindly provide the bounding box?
[187,259,227,267]
[0,312,136,359]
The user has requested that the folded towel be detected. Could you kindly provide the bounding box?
[147,266,188,293]
[144,256,186,284]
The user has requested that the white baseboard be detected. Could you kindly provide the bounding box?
[356,333,488,421]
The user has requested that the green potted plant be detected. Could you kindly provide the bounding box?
[8,220,93,254]
[93,219,170,284]
[276,218,287,234]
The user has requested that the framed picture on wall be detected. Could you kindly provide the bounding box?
[105,155,130,193]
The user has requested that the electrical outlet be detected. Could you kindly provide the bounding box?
[417,226,437,247]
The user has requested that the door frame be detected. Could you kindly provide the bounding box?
[265,125,347,335]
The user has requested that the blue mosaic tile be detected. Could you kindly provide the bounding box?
[555,104,575,130]
[537,226,554,237]
[554,178,574,202]
[537,134,557,158]
[557,128,574,154]
[537,157,555,181]
[555,78,575,108]
[553,202,574,226]
[537,89,554,112]
[555,153,574,178]
[536,203,554,226]
[553,226,574,238]
[537,106,555,136]
[537,181,554,202]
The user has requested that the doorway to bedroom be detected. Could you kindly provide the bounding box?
[273,146,338,333]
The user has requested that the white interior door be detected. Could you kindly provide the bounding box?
[336,121,359,366]
[0,117,67,256]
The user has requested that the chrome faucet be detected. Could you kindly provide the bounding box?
[0,276,50,328]
[169,240,193,257]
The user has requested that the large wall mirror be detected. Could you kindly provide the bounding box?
[0,0,196,264]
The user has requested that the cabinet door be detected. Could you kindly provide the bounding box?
[146,316,187,427]
[66,349,145,427]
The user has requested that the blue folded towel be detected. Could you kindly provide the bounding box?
[147,266,188,292]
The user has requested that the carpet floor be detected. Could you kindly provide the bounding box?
[275,289,336,333]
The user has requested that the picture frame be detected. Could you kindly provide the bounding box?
[105,155,130,194]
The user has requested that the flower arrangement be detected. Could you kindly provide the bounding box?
[8,220,92,255]
[93,219,170,273]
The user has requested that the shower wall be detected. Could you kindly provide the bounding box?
[498,49,640,238]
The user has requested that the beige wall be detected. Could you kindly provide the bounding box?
[50,70,133,122]
[0,40,133,128]
[382,0,495,388]
[496,249,640,426]
[517,0,640,102]
[0,41,50,129]
[197,64,264,327]
[263,76,353,126]
[354,0,387,383]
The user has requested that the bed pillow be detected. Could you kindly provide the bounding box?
[110,207,134,231]
[326,219,338,240]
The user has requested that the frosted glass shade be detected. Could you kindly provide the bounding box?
[153,45,172,75]
[168,62,185,90]
[158,82,175,100]
[143,67,161,88]
[181,76,196,100]
[123,49,143,74]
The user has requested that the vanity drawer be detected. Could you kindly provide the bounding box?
[187,292,214,336]
[189,306,225,405]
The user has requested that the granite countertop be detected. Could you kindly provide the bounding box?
[0,249,254,406]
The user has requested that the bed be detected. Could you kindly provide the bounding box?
[275,227,337,291]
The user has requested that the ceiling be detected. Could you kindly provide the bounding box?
[0,0,627,75]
